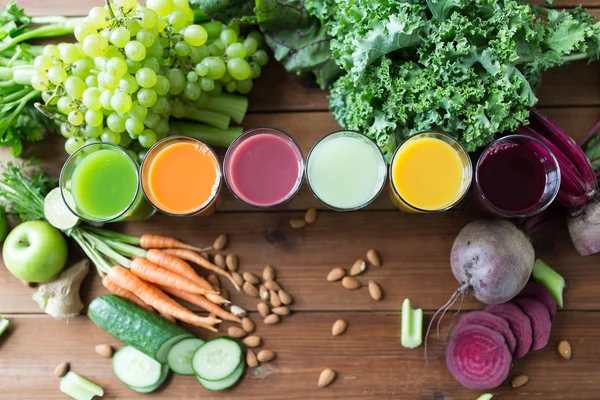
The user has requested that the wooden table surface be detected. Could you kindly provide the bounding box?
[2,1,600,399]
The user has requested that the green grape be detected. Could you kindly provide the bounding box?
[85,75,98,87]
[136,67,157,88]
[187,71,198,82]
[71,58,93,77]
[115,0,137,11]
[199,77,214,92]
[88,6,110,29]
[118,74,138,94]
[142,57,160,72]
[65,76,86,99]
[120,131,133,148]
[167,68,185,95]
[101,28,112,40]
[107,57,128,77]
[154,119,169,137]
[136,29,156,48]
[247,30,264,46]
[125,118,144,136]
[143,112,160,128]
[106,47,123,61]
[98,71,117,89]
[128,101,148,120]
[173,0,192,16]
[201,57,226,80]
[153,75,170,96]
[220,29,237,45]
[169,10,188,31]
[83,34,109,57]
[31,73,50,91]
[151,96,168,114]
[170,99,185,118]
[195,63,208,77]
[225,80,236,93]
[208,42,225,56]
[34,55,53,72]
[111,92,133,113]
[137,88,157,107]
[125,41,146,62]
[184,25,208,47]
[110,27,131,48]
[174,41,190,57]
[83,124,103,138]
[252,49,268,66]
[146,0,174,17]
[41,90,56,105]
[243,37,258,55]
[60,123,77,138]
[65,137,85,155]
[189,45,210,63]
[139,8,159,29]
[138,150,148,162]
[85,109,104,126]
[47,66,67,85]
[94,56,108,71]
[139,129,157,148]
[146,41,163,59]
[127,18,142,36]
[82,87,102,110]
[57,96,76,114]
[227,58,251,80]
[249,62,261,79]
[219,71,232,83]
[183,81,201,100]
[226,42,247,59]
[227,20,240,35]
[43,44,60,59]
[126,59,142,74]
[100,89,114,110]
[107,113,126,133]
[209,81,222,96]
[101,128,121,144]
[236,78,253,94]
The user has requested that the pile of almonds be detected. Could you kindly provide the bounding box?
[327,249,384,301]
[290,208,317,229]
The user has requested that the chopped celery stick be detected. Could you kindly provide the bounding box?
[0,315,9,337]
[32,291,48,310]
[533,259,565,308]
[476,394,493,400]
[401,298,423,349]
[60,372,104,400]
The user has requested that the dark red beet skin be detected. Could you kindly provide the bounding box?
[446,325,512,390]
[486,303,533,358]
[513,298,552,352]
[454,311,517,354]
[516,281,557,318]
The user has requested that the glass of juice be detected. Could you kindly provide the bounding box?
[390,132,472,212]
[141,136,222,216]
[60,143,155,222]
[475,135,560,217]
[224,127,304,208]
[306,130,387,211]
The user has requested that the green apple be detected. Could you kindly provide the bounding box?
[2,221,68,282]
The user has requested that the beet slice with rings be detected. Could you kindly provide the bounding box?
[486,302,533,359]
[516,281,557,318]
[513,298,552,352]
[454,311,517,354]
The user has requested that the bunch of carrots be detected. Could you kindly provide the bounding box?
[70,227,241,332]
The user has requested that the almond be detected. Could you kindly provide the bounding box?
[342,276,361,290]
[257,301,270,317]
[305,208,317,224]
[327,267,345,282]
[241,317,255,333]
[332,319,348,336]
[349,259,367,276]
[232,272,244,287]
[259,285,270,301]
[264,314,280,325]
[264,280,281,291]
[213,234,228,251]
[290,218,307,229]
[511,375,529,388]
[228,326,247,338]
[269,290,282,307]
[278,290,293,305]
[243,272,261,285]
[558,340,572,360]
[220,287,230,301]
[225,254,239,272]
[366,249,381,267]
[272,306,290,316]
[318,368,336,388]
[263,264,276,281]
[246,350,259,368]
[230,305,247,318]
[206,274,220,291]
[94,344,113,358]
[54,362,69,378]
[257,349,276,362]
[243,335,262,348]
[243,282,259,298]
[213,254,226,269]
[368,280,383,301]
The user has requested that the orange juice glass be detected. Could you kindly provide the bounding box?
[141,136,222,216]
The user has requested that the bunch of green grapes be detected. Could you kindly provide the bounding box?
[31,0,268,159]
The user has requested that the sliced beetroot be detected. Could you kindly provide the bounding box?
[516,281,557,318]
[513,298,552,352]
[446,325,512,390]
[485,303,533,358]
[454,311,517,354]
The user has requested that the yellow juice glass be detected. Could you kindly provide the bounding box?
[390,132,472,212]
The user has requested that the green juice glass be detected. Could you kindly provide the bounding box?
[60,143,155,223]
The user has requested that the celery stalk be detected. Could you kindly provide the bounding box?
[201,93,248,124]
[181,106,231,130]
[401,298,423,349]
[170,120,243,148]
[476,394,493,400]
[60,372,104,400]
[533,259,565,308]
[0,315,9,337]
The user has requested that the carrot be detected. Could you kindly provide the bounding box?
[162,248,241,291]
[107,266,221,330]
[157,284,241,323]
[130,258,217,296]
[102,275,155,313]
[160,313,177,323]
[140,234,211,252]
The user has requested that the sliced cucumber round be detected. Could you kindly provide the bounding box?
[44,188,79,230]
[192,337,243,381]
[167,337,205,376]
[127,364,170,393]
[197,361,245,391]
[113,346,164,388]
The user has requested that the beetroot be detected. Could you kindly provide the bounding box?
[454,311,517,354]
[486,303,533,358]
[513,298,552,352]
[446,325,512,390]
[516,281,557,318]
[567,199,600,256]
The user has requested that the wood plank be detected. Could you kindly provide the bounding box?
[0,311,595,399]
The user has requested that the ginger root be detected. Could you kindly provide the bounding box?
[35,260,90,319]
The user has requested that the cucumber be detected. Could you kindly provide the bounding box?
[127,364,170,393]
[167,337,205,376]
[192,337,243,381]
[88,295,193,363]
[196,362,245,391]
[113,346,164,388]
